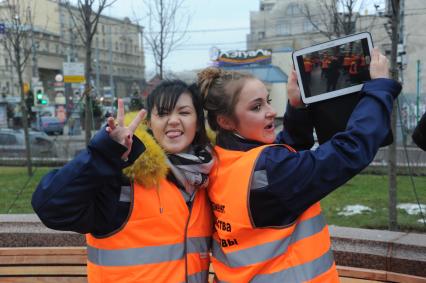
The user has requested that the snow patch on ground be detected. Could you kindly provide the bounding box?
[337,205,374,216]
[397,203,426,215]
[397,203,426,224]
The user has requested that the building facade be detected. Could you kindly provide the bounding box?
[247,0,426,130]
[0,0,145,101]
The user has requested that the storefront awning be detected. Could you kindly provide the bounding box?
[221,64,288,83]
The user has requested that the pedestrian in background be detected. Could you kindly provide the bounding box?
[412,112,426,151]
[68,116,75,136]
[32,80,214,282]
[197,48,401,282]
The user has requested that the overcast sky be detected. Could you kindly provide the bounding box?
[107,0,259,75]
[106,0,384,76]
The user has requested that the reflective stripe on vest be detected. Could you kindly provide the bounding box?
[209,145,337,282]
[88,236,210,266]
[87,178,212,282]
[215,249,334,283]
[212,214,326,268]
[250,249,334,282]
[186,270,209,283]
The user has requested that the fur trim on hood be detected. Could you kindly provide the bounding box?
[122,112,169,188]
[121,111,217,188]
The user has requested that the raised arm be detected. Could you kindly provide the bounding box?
[250,49,402,227]
[32,101,146,234]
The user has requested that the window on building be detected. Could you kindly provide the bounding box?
[276,21,290,35]
[303,20,316,32]
[103,39,105,48]
[258,31,265,39]
[260,3,274,11]
[286,3,301,16]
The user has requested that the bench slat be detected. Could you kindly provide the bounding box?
[0,277,86,283]
[0,265,86,276]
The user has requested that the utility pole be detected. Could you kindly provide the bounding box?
[28,6,40,132]
[108,23,114,98]
[416,60,421,121]
[388,0,403,231]
[95,37,100,97]
[28,8,38,79]
[59,0,74,119]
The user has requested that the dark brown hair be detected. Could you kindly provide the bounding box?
[146,80,210,148]
[197,67,254,131]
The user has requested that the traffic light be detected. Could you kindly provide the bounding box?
[34,86,48,105]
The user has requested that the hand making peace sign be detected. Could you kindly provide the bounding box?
[106,98,146,161]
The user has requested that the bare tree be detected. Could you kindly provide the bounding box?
[302,0,378,39]
[65,0,116,145]
[142,0,189,79]
[0,0,34,176]
[387,0,402,231]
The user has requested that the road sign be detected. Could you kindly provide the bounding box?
[63,62,85,83]
[23,82,29,94]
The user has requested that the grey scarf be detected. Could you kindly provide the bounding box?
[166,146,214,195]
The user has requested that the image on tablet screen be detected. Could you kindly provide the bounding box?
[295,37,371,98]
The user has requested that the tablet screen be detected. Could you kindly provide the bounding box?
[295,37,371,99]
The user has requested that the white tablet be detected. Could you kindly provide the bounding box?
[292,32,373,104]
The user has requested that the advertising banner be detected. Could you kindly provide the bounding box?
[210,47,272,67]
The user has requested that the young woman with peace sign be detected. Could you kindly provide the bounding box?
[32,80,214,283]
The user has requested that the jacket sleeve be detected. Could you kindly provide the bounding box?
[275,103,315,151]
[31,128,145,234]
[250,78,401,227]
[412,112,426,151]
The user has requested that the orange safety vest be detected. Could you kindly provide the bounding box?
[343,56,351,67]
[86,179,212,283]
[208,145,339,283]
[304,61,313,72]
[349,61,358,75]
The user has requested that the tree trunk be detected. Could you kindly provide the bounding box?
[84,41,92,145]
[17,66,32,176]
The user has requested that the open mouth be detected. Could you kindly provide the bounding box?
[265,123,275,130]
[166,130,183,138]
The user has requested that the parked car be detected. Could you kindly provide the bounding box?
[0,128,58,158]
[38,116,64,135]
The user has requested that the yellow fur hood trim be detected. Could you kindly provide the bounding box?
[122,112,169,188]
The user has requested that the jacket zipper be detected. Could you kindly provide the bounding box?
[184,191,195,282]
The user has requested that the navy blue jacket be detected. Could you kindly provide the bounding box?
[32,78,400,234]
[412,112,426,151]
[32,129,146,236]
[216,78,401,227]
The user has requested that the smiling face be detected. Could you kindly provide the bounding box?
[232,78,277,144]
[149,92,197,154]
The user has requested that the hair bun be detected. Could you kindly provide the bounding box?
[197,67,223,99]
[197,67,222,83]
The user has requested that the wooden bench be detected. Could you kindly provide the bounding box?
[1,247,425,282]
[0,247,87,283]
